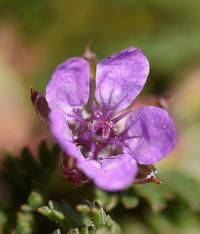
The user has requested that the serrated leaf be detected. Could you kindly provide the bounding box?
[2,154,32,202]
[48,201,81,227]
[91,208,106,226]
[38,206,70,232]
[38,206,56,217]
[1,141,60,208]
[76,203,107,227]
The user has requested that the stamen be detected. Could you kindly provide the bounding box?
[71,107,127,159]
[94,110,102,119]
[102,126,110,139]
[112,109,133,124]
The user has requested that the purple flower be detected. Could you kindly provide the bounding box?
[45,48,176,191]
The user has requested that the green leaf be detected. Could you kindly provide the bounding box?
[28,191,44,209]
[36,198,123,234]
[76,205,90,214]
[163,170,200,211]
[16,210,35,234]
[77,204,105,227]
[1,141,60,208]
[38,205,70,232]
[37,143,60,194]
[48,200,82,228]
[38,200,84,232]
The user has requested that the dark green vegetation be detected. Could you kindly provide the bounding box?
[1,142,200,234]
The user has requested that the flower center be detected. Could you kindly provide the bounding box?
[92,110,118,139]
[70,109,130,159]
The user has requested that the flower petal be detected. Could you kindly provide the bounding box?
[49,110,84,162]
[78,154,138,191]
[46,58,90,113]
[95,48,149,111]
[124,106,176,164]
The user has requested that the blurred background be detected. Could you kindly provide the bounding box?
[0,0,200,233]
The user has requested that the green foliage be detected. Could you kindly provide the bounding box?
[162,170,200,211]
[0,141,60,233]
[2,141,60,205]
[1,142,200,233]
[95,171,200,234]
[95,169,200,213]
[38,200,121,234]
